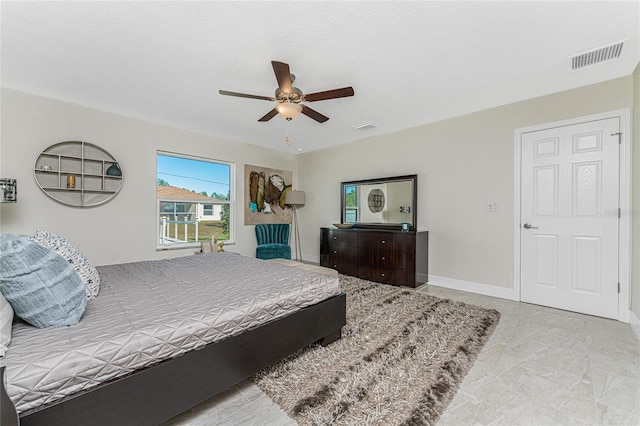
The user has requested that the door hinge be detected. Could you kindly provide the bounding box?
[611,132,622,144]
[618,282,620,293]
[619,208,621,218]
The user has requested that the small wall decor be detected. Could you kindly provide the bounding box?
[244,164,293,225]
[367,188,385,213]
[34,141,123,207]
[0,178,17,203]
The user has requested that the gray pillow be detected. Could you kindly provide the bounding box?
[31,229,100,300]
[0,234,86,328]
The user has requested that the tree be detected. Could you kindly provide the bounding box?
[210,191,229,201]
[199,191,208,197]
[157,178,170,186]
[345,186,358,207]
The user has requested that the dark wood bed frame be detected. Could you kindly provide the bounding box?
[1,293,346,426]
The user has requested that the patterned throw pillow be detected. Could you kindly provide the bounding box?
[0,292,13,357]
[0,234,86,328]
[30,229,100,300]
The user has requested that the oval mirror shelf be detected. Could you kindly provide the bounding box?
[34,141,123,207]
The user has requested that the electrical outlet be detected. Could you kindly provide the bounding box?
[487,202,498,212]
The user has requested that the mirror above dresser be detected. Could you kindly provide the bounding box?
[341,175,417,231]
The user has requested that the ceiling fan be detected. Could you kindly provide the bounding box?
[219,61,354,123]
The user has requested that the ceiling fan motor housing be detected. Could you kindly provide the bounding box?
[275,87,304,104]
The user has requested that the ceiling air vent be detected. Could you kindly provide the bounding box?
[570,41,625,71]
[354,121,380,131]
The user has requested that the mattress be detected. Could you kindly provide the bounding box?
[1,253,340,413]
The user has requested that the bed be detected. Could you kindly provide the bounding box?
[0,252,346,426]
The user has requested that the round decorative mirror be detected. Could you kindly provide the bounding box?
[367,189,385,213]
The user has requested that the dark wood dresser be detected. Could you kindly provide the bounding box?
[320,228,428,288]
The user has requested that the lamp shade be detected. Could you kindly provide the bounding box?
[285,190,305,205]
[275,102,302,121]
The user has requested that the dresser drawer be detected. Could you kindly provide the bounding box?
[370,266,393,284]
[360,247,392,268]
[328,246,358,275]
[359,232,394,250]
[327,229,358,247]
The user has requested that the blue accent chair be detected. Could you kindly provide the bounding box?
[255,224,291,260]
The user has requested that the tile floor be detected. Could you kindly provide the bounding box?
[163,285,640,426]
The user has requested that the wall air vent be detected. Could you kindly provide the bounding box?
[570,40,625,71]
[354,121,380,131]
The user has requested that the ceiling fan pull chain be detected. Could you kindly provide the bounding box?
[285,120,291,146]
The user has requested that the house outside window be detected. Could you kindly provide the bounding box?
[157,152,233,248]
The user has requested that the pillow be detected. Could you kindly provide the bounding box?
[0,234,87,328]
[30,229,100,300]
[0,292,13,357]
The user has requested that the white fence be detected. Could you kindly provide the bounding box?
[159,216,199,244]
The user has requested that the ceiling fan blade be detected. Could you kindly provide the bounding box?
[219,90,273,101]
[271,61,293,93]
[301,105,329,123]
[258,108,279,122]
[304,87,355,102]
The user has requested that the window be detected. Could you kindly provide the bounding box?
[344,185,359,223]
[157,152,233,248]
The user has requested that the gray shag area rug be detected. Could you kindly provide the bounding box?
[252,276,501,426]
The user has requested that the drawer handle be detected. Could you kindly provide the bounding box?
[333,264,337,268]
[381,240,386,244]
[381,257,386,261]
[333,250,337,254]
[333,236,337,240]
[381,273,385,277]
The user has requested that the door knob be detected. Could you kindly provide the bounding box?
[523,223,539,229]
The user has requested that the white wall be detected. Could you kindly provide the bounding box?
[632,64,640,327]
[0,89,297,265]
[297,77,633,292]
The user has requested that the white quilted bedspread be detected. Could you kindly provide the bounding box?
[1,253,340,413]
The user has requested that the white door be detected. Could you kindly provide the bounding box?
[520,118,619,318]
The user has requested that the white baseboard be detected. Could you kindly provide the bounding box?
[427,275,515,301]
[304,254,320,264]
[630,310,640,341]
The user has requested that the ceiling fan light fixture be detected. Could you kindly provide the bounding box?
[275,101,302,121]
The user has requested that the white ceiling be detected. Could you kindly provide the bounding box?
[1,1,638,154]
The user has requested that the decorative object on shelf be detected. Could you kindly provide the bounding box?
[34,141,123,207]
[333,223,354,229]
[285,190,305,261]
[106,163,122,177]
[0,178,17,203]
[400,205,411,231]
